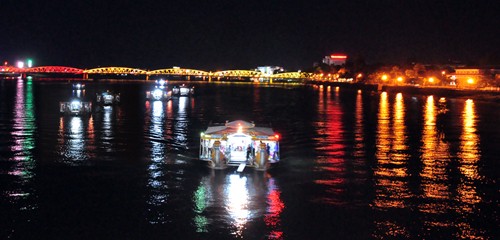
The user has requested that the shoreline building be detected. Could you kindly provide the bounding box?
[322,54,347,66]
[448,67,500,88]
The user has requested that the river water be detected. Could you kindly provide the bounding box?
[0,79,498,239]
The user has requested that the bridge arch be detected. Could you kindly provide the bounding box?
[212,70,263,78]
[84,67,148,74]
[148,68,209,76]
[27,66,84,74]
[270,72,312,79]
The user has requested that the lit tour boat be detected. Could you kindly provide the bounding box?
[60,98,92,115]
[96,90,120,105]
[146,79,172,101]
[172,84,195,96]
[199,120,280,171]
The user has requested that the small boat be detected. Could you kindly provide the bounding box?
[172,84,195,96]
[60,98,92,115]
[199,120,280,171]
[96,90,120,105]
[146,79,172,101]
[72,83,85,90]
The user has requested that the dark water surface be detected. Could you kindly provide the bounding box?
[0,79,498,239]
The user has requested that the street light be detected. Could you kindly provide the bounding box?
[381,74,388,81]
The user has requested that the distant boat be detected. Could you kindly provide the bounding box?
[199,120,280,171]
[60,98,92,115]
[172,84,195,96]
[72,83,85,90]
[146,79,172,101]
[96,90,120,105]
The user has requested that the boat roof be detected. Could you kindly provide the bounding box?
[204,120,275,136]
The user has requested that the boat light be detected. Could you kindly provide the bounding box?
[71,100,81,108]
[152,89,163,99]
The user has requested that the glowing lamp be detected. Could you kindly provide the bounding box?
[381,75,388,81]
[428,77,434,83]
[330,55,347,59]
[17,61,24,68]
[467,78,474,84]
[274,134,279,140]
[397,77,403,82]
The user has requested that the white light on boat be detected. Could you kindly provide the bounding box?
[152,89,163,100]
[71,100,81,108]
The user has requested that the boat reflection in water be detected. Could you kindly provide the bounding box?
[192,171,284,238]
[144,100,169,224]
[58,115,94,163]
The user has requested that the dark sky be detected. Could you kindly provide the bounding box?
[1,0,498,70]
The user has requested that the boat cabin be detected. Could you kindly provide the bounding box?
[172,84,195,96]
[96,91,120,105]
[199,120,280,170]
[60,99,92,115]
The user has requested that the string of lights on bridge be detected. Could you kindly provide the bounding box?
[1,63,314,80]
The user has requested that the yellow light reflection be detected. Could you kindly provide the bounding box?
[373,92,411,239]
[354,90,364,157]
[419,95,452,218]
[457,99,481,210]
[454,100,483,239]
[374,92,410,210]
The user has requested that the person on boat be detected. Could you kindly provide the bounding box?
[246,144,252,160]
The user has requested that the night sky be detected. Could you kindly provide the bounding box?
[1,0,498,70]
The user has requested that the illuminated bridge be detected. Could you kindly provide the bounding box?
[0,65,314,81]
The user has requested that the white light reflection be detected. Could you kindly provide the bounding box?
[101,106,114,152]
[173,96,189,152]
[66,117,86,161]
[146,100,168,224]
[225,174,250,237]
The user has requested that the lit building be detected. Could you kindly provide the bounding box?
[322,54,347,66]
[256,66,284,76]
[449,67,500,88]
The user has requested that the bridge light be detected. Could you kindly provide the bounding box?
[27,59,33,68]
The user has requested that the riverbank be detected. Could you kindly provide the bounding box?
[381,85,500,103]
[307,81,500,103]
